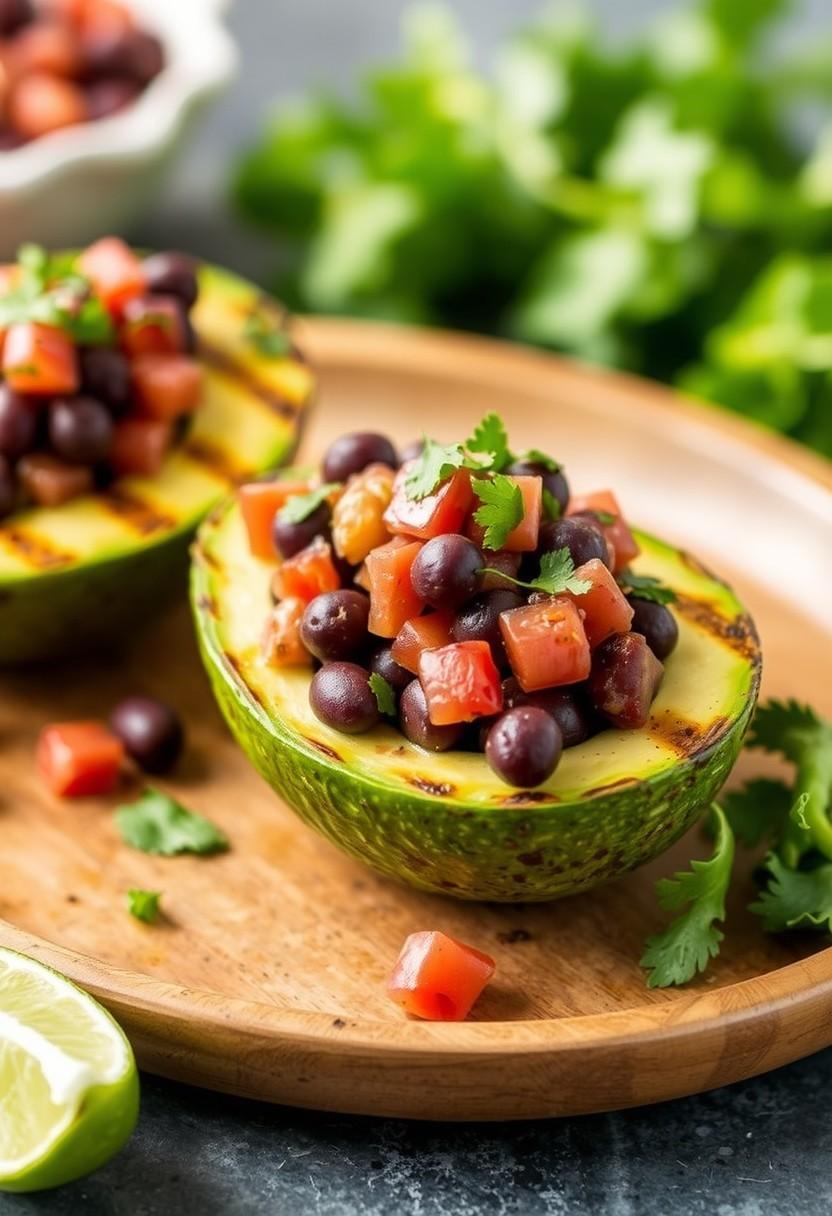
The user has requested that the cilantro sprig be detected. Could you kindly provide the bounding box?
[641,805,735,988]
[243,303,292,358]
[0,243,114,345]
[115,788,229,857]
[466,413,513,472]
[279,483,340,525]
[618,571,678,605]
[369,672,396,716]
[480,547,591,597]
[471,474,523,550]
[127,889,162,924]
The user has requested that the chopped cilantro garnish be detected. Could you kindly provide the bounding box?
[466,412,513,472]
[115,788,229,857]
[641,805,735,988]
[751,853,832,934]
[520,448,561,473]
[244,306,292,358]
[471,474,524,550]
[0,243,114,346]
[127,889,162,924]
[279,483,339,525]
[595,510,617,525]
[618,571,677,605]
[541,487,561,521]
[479,547,591,596]
[369,672,396,716]
[404,436,468,500]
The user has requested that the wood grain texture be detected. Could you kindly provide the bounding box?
[1,319,831,1120]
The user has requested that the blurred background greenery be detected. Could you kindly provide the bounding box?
[229,0,832,458]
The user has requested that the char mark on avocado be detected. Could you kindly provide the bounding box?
[99,488,177,537]
[0,526,74,570]
[649,711,732,759]
[198,343,302,421]
[498,790,559,806]
[181,437,242,485]
[407,777,455,797]
[583,776,642,798]
[303,736,344,763]
[674,595,761,663]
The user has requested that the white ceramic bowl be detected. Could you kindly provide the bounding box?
[0,0,236,256]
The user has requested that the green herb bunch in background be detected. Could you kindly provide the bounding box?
[234,0,832,456]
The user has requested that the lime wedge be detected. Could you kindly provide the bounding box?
[0,947,139,1193]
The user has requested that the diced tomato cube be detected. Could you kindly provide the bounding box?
[9,73,87,140]
[261,597,310,667]
[468,475,542,553]
[3,323,79,395]
[271,538,341,605]
[418,640,503,725]
[238,479,314,561]
[568,490,640,573]
[120,295,186,357]
[365,538,424,637]
[13,20,83,77]
[131,354,203,419]
[500,598,591,692]
[565,558,634,648]
[79,237,145,315]
[110,417,172,478]
[37,721,124,797]
[387,930,496,1021]
[391,612,453,675]
[384,465,473,541]
[17,453,92,506]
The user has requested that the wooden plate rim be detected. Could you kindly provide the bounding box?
[3,317,831,1071]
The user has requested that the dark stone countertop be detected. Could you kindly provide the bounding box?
[2,1054,830,1215]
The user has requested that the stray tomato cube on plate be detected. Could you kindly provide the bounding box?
[110,417,172,478]
[418,640,503,725]
[365,538,424,637]
[384,465,473,541]
[79,237,146,315]
[131,354,203,419]
[17,453,92,506]
[568,490,640,573]
[272,538,341,605]
[468,475,542,553]
[238,478,313,561]
[37,721,124,797]
[566,558,634,649]
[500,598,591,692]
[391,612,453,675]
[3,322,79,395]
[120,294,187,358]
[387,930,496,1021]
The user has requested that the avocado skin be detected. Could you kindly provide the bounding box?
[199,624,754,902]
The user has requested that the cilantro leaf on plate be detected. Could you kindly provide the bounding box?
[641,805,735,988]
[404,437,466,500]
[466,413,513,472]
[126,889,162,924]
[617,571,677,605]
[750,853,832,934]
[369,672,396,716]
[471,474,524,549]
[279,483,340,525]
[116,788,229,857]
[720,778,792,849]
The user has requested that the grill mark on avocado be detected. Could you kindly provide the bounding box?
[99,489,177,537]
[649,711,731,758]
[181,437,241,484]
[407,776,455,797]
[0,527,75,569]
[196,593,219,618]
[499,790,559,806]
[584,776,641,798]
[304,737,343,762]
[199,341,302,421]
[674,594,760,662]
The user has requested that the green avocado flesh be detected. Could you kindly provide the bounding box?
[0,266,313,664]
[192,497,761,902]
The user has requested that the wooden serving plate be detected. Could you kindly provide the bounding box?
[1,321,831,1121]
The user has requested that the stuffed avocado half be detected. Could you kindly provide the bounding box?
[192,489,760,903]
[0,251,313,664]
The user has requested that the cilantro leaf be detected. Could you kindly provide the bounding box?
[404,437,466,500]
[479,546,592,596]
[617,571,678,605]
[369,672,396,716]
[279,483,340,525]
[466,413,513,472]
[641,805,735,988]
[748,700,832,866]
[471,474,524,549]
[116,789,229,857]
[244,307,292,358]
[594,510,617,526]
[541,488,561,521]
[721,778,792,848]
[519,449,561,473]
[127,889,162,924]
[751,853,832,934]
